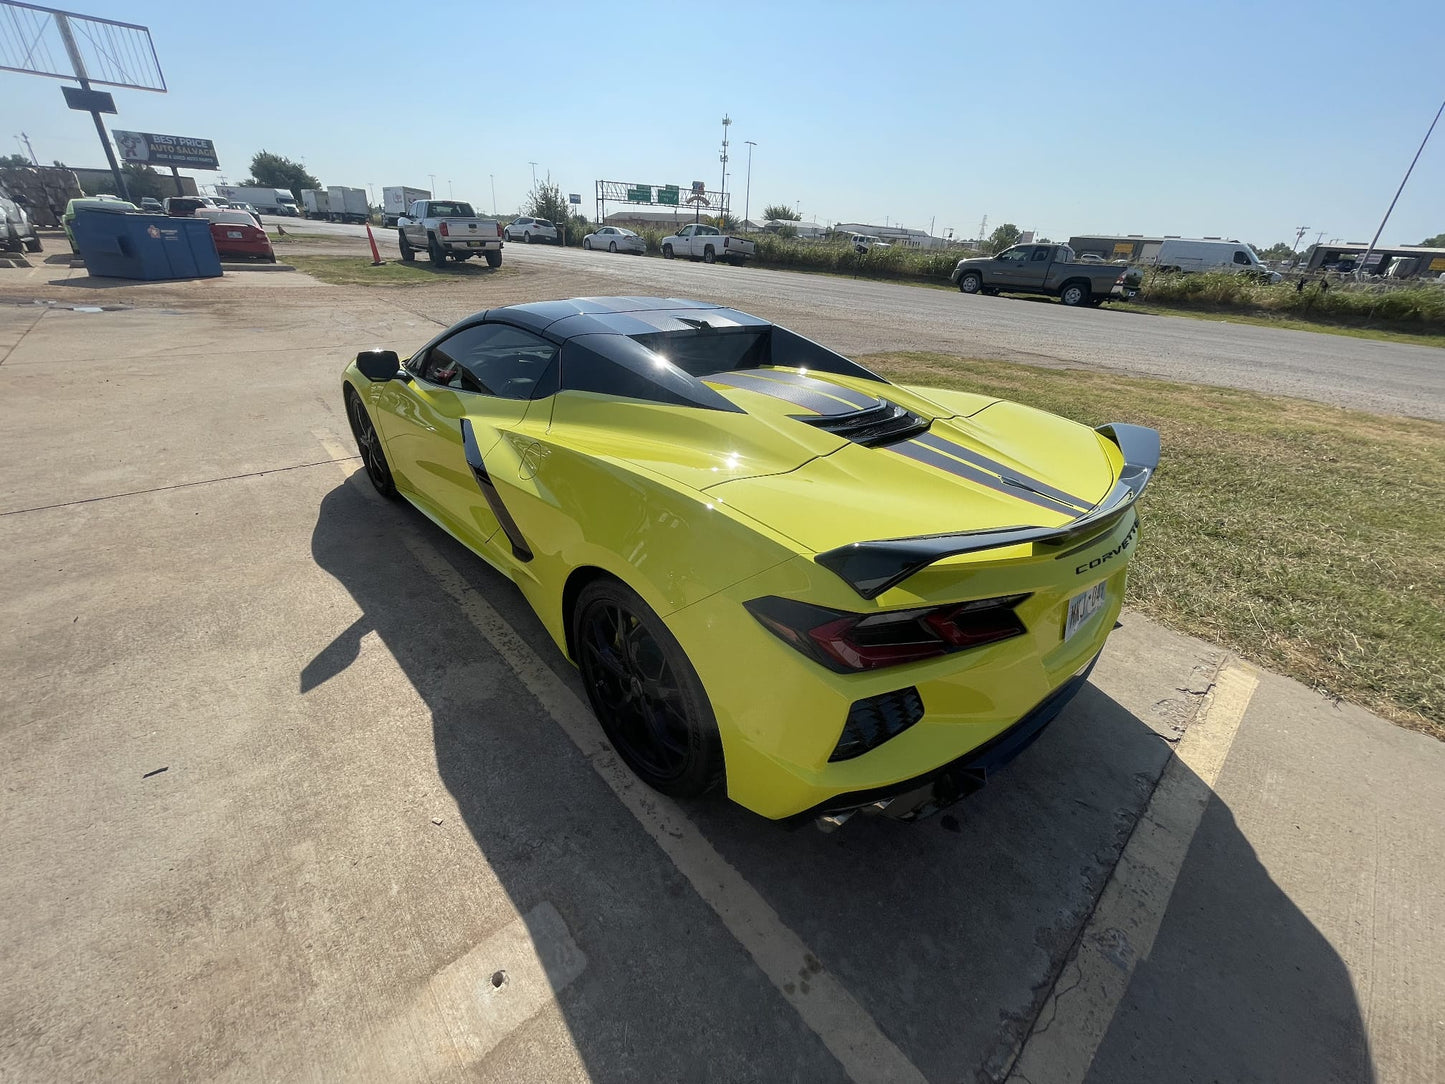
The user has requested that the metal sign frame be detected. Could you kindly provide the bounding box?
[595,179,729,227]
[0,1,166,89]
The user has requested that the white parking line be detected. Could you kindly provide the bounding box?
[317,439,927,1084]
[1006,663,1260,1084]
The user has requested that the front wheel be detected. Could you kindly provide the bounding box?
[573,578,724,798]
[485,250,502,268]
[662,244,674,259]
[345,391,398,499]
[398,230,415,261]
[958,271,982,294]
[583,238,592,249]
[1059,281,1090,306]
[428,234,446,267]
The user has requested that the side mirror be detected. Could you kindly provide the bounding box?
[355,348,402,382]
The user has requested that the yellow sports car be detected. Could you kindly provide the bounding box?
[342,297,1158,827]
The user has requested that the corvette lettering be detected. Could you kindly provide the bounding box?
[1076,521,1137,575]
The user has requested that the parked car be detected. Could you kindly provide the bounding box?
[1,194,42,253]
[340,296,1159,825]
[583,226,645,254]
[195,208,275,261]
[225,202,264,227]
[62,197,138,250]
[163,196,212,217]
[848,233,889,253]
[396,199,503,267]
[139,197,164,214]
[504,216,558,244]
[661,223,757,264]
[951,243,1138,306]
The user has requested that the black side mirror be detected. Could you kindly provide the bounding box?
[356,349,402,382]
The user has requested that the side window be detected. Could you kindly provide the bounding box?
[997,247,1027,263]
[418,323,559,399]
[1030,246,1052,262]
[1233,250,1250,265]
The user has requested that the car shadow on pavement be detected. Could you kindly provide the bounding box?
[305,474,1372,1083]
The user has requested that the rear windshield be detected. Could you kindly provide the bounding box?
[428,201,475,217]
[629,326,866,379]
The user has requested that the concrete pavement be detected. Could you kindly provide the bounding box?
[0,273,1439,1082]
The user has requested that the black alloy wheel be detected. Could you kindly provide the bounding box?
[573,579,723,797]
[398,230,414,261]
[346,392,398,498]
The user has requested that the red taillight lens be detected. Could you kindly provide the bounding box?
[745,594,1029,673]
[439,221,450,236]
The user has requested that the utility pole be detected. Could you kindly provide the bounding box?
[428,173,436,197]
[743,140,756,230]
[490,174,497,215]
[1290,225,1310,257]
[529,161,538,188]
[448,179,453,198]
[719,114,731,224]
[17,132,38,165]
[1358,96,1445,279]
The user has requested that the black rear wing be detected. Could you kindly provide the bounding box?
[815,423,1160,600]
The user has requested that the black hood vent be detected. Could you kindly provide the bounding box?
[795,400,929,447]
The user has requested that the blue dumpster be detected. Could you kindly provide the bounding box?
[72,210,222,280]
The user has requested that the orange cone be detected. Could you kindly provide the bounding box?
[366,223,383,266]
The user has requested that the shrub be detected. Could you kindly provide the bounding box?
[1140,270,1445,329]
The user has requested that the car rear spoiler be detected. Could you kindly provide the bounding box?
[815,423,1160,600]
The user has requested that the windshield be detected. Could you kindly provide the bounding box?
[207,211,255,225]
[428,202,475,217]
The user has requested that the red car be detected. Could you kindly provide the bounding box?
[196,208,275,262]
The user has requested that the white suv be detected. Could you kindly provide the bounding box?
[504,216,559,244]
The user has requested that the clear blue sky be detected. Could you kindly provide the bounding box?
[5,0,1443,246]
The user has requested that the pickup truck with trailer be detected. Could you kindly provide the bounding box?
[397,199,503,267]
[383,185,430,227]
[660,223,756,265]
[950,243,1138,306]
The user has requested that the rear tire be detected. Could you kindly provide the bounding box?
[428,234,446,267]
[958,271,982,294]
[573,578,724,799]
[398,231,415,261]
[1059,281,1090,306]
[24,237,42,253]
[485,250,502,268]
[608,241,617,253]
[523,231,532,243]
[703,246,716,264]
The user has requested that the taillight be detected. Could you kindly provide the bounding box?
[439,221,450,236]
[744,594,1029,673]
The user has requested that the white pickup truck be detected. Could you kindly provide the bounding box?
[397,199,503,267]
[660,223,756,265]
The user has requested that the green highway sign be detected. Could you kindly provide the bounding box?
[626,185,652,203]
[657,185,679,206]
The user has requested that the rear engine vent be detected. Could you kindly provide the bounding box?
[831,687,926,761]
[795,400,928,446]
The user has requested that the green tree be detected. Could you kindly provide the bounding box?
[762,203,800,222]
[524,180,576,243]
[0,153,32,168]
[1420,233,1445,247]
[243,151,319,200]
[983,223,1022,254]
[1255,242,1296,262]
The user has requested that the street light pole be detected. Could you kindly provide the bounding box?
[529,161,538,188]
[743,140,756,230]
[490,174,497,215]
[428,173,436,197]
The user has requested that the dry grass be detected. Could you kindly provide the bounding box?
[869,352,1445,738]
[288,254,514,286]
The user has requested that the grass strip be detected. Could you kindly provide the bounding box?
[287,254,514,286]
[869,351,1445,738]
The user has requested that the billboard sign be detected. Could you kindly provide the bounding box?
[112,130,219,169]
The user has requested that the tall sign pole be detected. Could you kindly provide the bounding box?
[54,13,127,198]
[1358,96,1445,280]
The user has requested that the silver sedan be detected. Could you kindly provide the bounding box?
[583,226,646,254]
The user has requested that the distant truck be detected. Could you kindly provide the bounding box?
[383,186,430,227]
[660,223,756,265]
[1151,238,1279,280]
[301,189,329,219]
[951,243,1137,306]
[396,199,503,267]
[216,186,299,217]
[327,186,369,224]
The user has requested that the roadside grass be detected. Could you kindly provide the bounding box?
[1122,302,1445,349]
[869,351,1445,738]
[287,254,513,286]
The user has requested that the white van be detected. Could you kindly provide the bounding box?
[1154,238,1279,280]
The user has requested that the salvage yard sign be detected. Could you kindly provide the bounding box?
[111,131,219,170]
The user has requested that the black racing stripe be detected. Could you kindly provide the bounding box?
[461,419,533,562]
[704,371,859,416]
[746,368,881,409]
[890,440,1081,517]
[914,431,1094,512]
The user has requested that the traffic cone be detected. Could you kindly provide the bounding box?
[366,223,384,266]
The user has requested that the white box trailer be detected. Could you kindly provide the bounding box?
[383,185,430,227]
[301,189,329,218]
[216,185,300,216]
[327,186,369,224]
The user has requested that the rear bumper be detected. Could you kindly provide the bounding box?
[215,241,274,259]
[441,238,501,252]
[793,652,1098,828]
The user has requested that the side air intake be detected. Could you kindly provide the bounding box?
[795,401,928,446]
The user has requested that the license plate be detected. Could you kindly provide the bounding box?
[467,241,483,247]
[1064,582,1107,641]
[226,231,243,238]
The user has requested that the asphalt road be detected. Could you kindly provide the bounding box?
[272,217,1445,420]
